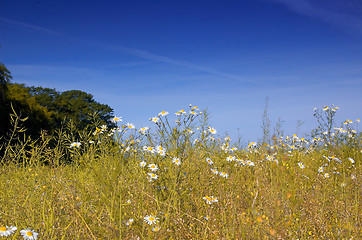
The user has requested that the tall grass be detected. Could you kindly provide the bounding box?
[0,105,360,239]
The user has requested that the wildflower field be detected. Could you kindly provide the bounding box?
[0,105,360,239]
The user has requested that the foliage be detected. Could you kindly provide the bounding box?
[0,63,115,156]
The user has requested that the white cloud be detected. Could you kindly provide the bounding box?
[265,0,362,34]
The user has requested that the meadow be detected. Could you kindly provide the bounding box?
[0,105,360,239]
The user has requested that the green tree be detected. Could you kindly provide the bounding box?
[29,88,115,132]
[5,84,52,138]
[0,63,12,100]
[55,90,114,130]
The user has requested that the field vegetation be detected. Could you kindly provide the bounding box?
[0,103,360,239]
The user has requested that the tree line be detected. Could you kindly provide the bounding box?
[0,62,115,151]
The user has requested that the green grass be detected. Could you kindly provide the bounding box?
[0,106,360,239]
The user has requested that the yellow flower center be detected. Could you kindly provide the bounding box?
[149,217,155,221]
[27,231,33,236]
[0,226,7,231]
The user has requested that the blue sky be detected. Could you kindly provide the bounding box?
[1,0,362,142]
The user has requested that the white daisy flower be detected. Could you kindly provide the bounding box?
[211,168,218,175]
[100,124,107,131]
[0,226,17,237]
[20,229,38,240]
[206,157,213,165]
[126,123,135,129]
[210,196,218,203]
[324,173,330,178]
[144,215,159,225]
[152,226,161,232]
[150,117,159,123]
[219,171,229,178]
[172,157,181,166]
[159,111,169,117]
[111,116,122,123]
[208,127,217,135]
[140,161,146,167]
[148,164,158,172]
[147,173,158,180]
[126,218,134,226]
[139,127,149,135]
[348,158,355,164]
[298,162,305,169]
[144,146,155,153]
[158,150,166,157]
[249,142,257,148]
[246,160,255,166]
[189,111,198,116]
[155,145,164,152]
[226,156,235,162]
[203,196,213,204]
[70,142,81,148]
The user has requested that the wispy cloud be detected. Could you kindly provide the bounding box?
[0,17,64,36]
[265,0,362,34]
[0,17,262,86]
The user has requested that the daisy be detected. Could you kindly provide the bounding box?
[140,161,146,167]
[100,124,107,131]
[172,157,181,166]
[348,158,355,164]
[70,142,81,148]
[203,196,213,204]
[152,226,161,232]
[318,167,324,173]
[111,116,122,123]
[147,173,158,180]
[126,218,134,226]
[150,117,159,123]
[324,173,330,178]
[226,156,235,162]
[298,162,305,169]
[144,215,159,225]
[189,111,198,116]
[159,111,169,117]
[211,168,218,175]
[148,164,158,172]
[220,171,229,178]
[155,145,165,153]
[249,142,257,148]
[210,196,218,203]
[246,160,255,166]
[208,127,217,135]
[126,123,135,129]
[206,157,213,165]
[139,127,149,135]
[157,149,166,157]
[0,226,17,237]
[145,146,155,153]
[20,229,38,240]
